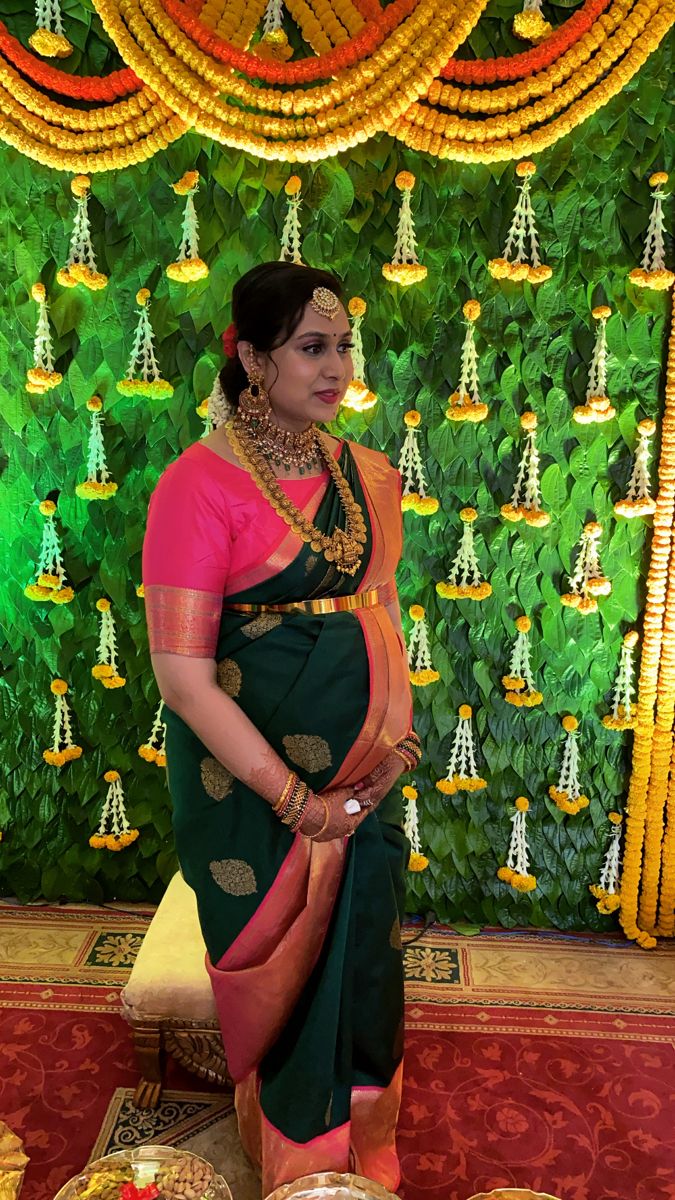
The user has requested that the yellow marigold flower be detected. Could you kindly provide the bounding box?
[649,171,668,187]
[71,175,91,198]
[409,604,425,621]
[515,796,529,811]
[460,507,477,523]
[520,411,537,431]
[87,395,103,412]
[638,419,656,436]
[31,282,46,302]
[584,521,603,537]
[285,175,302,196]
[609,811,623,825]
[395,170,416,191]
[402,785,418,801]
[623,630,639,648]
[348,297,367,317]
[459,704,472,719]
[463,299,480,321]
[516,161,536,177]
[136,584,145,598]
[404,410,421,427]
[562,715,579,732]
[172,170,199,194]
[136,288,151,306]
[515,616,531,633]
[50,679,68,694]
[39,500,56,516]
[592,305,611,320]
[96,598,111,611]
[408,852,429,872]
[104,770,120,782]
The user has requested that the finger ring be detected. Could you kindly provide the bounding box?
[344,798,361,815]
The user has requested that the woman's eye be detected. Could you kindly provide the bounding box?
[303,344,323,354]
[339,343,354,353]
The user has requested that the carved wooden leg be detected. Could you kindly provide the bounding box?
[132,1024,164,1110]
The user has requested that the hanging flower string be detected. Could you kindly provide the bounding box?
[407,604,440,686]
[501,410,550,526]
[503,615,543,707]
[254,0,294,61]
[279,176,303,264]
[399,410,439,515]
[513,0,552,43]
[117,288,173,399]
[403,784,429,871]
[629,172,674,292]
[549,715,590,815]
[196,369,234,432]
[29,0,73,58]
[615,419,657,517]
[382,171,427,286]
[437,507,492,600]
[24,500,74,604]
[57,176,107,291]
[89,770,139,850]
[603,630,639,730]
[43,679,82,767]
[488,162,552,285]
[76,396,118,500]
[26,283,62,394]
[498,796,537,892]
[560,520,611,615]
[436,704,487,795]
[92,598,126,689]
[342,297,377,412]
[138,701,167,767]
[589,812,623,913]
[446,300,488,423]
[573,305,616,424]
[166,170,209,282]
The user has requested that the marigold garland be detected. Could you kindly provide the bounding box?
[29,0,73,59]
[437,507,492,601]
[166,170,209,281]
[603,631,639,730]
[57,176,108,290]
[549,715,590,815]
[279,175,304,263]
[343,296,377,411]
[513,0,552,45]
[0,18,139,99]
[501,410,550,526]
[615,418,657,517]
[138,701,167,766]
[488,161,552,284]
[403,784,429,871]
[629,170,674,292]
[436,704,487,795]
[25,282,61,393]
[197,370,234,432]
[382,172,427,285]
[407,604,440,686]
[76,396,118,501]
[399,410,439,516]
[573,305,616,425]
[89,769,139,851]
[92,598,126,689]
[590,812,623,913]
[497,796,537,891]
[117,288,174,398]
[503,615,543,707]
[43,679,83,767]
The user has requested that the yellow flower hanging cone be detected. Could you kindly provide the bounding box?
[382,173,427,285]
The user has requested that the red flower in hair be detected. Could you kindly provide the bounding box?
[222,323,238,358]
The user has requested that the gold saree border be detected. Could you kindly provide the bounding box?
[144,582,223,656]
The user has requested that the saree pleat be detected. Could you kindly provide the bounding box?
[162,442,411,1192]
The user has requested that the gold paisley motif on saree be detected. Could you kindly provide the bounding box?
[216,657,243,697]
[389,918,403,951]
[241,613,283,639]
[200,757,234,800]
[282,734,333,773]
[209,858,257,896]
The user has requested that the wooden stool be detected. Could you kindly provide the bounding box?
[122,872,230,1109]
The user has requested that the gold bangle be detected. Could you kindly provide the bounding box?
[273,770,299,815]
[306,796,330,839]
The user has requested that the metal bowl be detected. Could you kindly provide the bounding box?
[52,1145,233,1200]
[468,1191,562,1200]
[264,1171,401,1200]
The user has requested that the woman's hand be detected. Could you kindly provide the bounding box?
[300,785,370,843]
[352,751,407,808]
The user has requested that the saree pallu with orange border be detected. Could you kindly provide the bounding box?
[161,442,412,1195]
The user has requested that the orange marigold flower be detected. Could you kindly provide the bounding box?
[50,679,68,694]
[638,418,656,436]
[404,410,421,427]
[463,299,481,321]
[136,288,150,305]
[348,297,367,317]
[409,604,425,621]
[459,704,473,719]
[172,170,199,194]
[87,395,103,411]
[31,282,46,302]
[624,630,639,648]
[395,170,416,190]
[609,811,623,825]
[515,615,531,633]
[285,175,302,196]
[520,411,537,431]
[562,715,579,732]
[649,171,668,187]
[104,770,120,783]
[402,785,418,801]
[96,598,111,611]
[460,507,477,523]
[592,305,611,320]
[516,160,536,177]
[515,796,529,811]
[71,175,91,197]
[39,500,56,516]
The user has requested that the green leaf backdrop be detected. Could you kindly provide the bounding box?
[0,16,672,929]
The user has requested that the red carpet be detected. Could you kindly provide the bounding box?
[1,906,674,1200]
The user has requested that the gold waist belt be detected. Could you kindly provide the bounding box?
[225,588,381,616]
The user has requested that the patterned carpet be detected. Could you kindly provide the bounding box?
[1,904,674,1200]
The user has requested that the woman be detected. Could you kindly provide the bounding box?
[142,261,420,1195]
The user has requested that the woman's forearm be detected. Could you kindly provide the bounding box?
[167,684,290,806]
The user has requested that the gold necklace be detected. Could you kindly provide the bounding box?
[237,406,323,474]
[227,417,367,576]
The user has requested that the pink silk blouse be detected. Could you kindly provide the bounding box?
[142,440,341,659]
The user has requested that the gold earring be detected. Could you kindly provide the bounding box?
[238,361,270,419]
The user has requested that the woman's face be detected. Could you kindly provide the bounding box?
[240,301,353,431]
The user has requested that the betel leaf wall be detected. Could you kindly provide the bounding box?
[0,9,672,929]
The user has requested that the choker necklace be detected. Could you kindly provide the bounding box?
[236,406,322,475]
[227,418,367,576]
